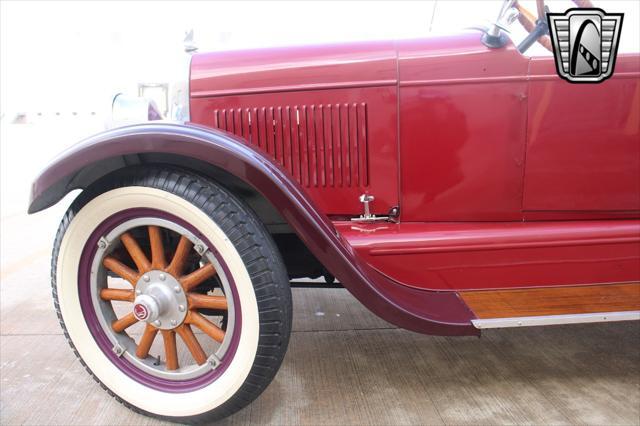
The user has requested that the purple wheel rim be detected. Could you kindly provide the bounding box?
[78,208,242,392]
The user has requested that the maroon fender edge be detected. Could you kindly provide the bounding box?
[28,122,478,336]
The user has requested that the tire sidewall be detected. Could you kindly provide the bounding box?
[55,186,260,418]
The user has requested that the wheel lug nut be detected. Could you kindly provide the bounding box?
[153,320,161,327]
[143,275,150,282]
[98,240,107,249]
[178,305,186,312]
[174,286,181,293]
[159,273,166,281]
[171,319,177,326]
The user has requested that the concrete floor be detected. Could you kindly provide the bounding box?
[1,217,640,425]
[1,123,639,425]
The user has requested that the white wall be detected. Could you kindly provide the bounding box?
[1,0,638,116]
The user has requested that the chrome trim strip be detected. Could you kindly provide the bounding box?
[472,311,640,329]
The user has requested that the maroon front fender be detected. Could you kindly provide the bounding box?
[29,122,477,336]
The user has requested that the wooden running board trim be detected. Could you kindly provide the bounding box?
[460,283,640,319]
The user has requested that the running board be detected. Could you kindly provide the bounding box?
[460,282,640,329]
[471,311,640,329]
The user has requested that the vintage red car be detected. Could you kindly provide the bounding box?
[28,0,639,422]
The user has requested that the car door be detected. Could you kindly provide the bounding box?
[523,54,640,219]
[397,35,530,221]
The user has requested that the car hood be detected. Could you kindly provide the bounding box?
[189,40,398,98]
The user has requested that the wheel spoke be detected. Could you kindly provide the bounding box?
[176,324,207,365]
[99,288,134,302]
[148,226,167,269]
[166,236,193,277]
[120,232,151,273]
[161,330,179,370]
[187,293,228,310]
[181,264,217,292]
[136,324,159,359]
[112,312,138,333]
[187,311,225,343]
[103,256,139,285]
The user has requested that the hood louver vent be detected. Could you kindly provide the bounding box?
[212,103,369,188]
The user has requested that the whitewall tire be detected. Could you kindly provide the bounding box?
[51,166,292,423]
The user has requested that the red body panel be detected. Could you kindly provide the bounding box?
[188,32,640,293]
[190,87,399,215]
[190,41,397,97]
[524,55,640,214]
[191,42,400,216]
[397,35,529,221]
[338,220,640,291]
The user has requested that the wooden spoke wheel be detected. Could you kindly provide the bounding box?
[51,168,291,422]
[98,224,229,373]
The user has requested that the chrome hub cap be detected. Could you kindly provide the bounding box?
[133,270,187,329]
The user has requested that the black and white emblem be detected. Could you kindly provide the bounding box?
[547,8,623,83]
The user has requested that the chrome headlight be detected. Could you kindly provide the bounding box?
[168,78,190,122]
[108,53,191,128]
[167,51,192,122]
[110,93,162,129]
